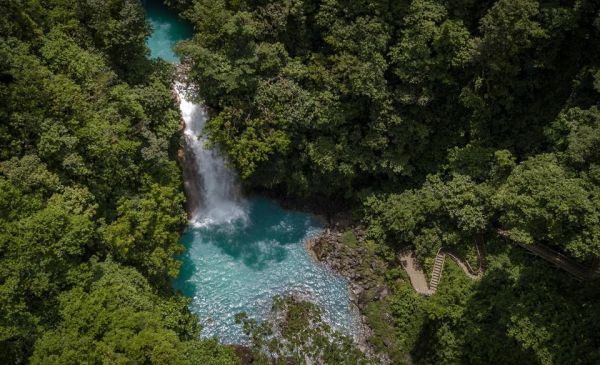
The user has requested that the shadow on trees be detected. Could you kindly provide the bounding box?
[410,241,600,364]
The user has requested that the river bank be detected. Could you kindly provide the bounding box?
[146,0,389,361]
[233,180,397,362]
[306,226,394,364]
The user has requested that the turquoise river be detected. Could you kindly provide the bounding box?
[145,1,359,344]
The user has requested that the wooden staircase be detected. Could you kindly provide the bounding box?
[401,230,598,296]
[429,252,446,292]
[401,240,486,295]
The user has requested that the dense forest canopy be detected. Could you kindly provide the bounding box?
[0,0,237,363]
[177,0,600,261]
[175,0,600,363]
[1,0,600,364]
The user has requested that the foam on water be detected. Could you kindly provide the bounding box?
[177,85,248,227]
[175,198,360,344]
[145,0,360,345]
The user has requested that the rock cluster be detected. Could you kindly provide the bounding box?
[306,226,392,363]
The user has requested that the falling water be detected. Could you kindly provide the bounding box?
[145,0,361,345]
[174,84,361,344]
[177,84,248,227]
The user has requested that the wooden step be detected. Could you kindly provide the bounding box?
[428,253,446,293]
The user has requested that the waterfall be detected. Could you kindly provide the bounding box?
[176,83,247,227]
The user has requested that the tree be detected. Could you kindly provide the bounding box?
[493,154,600,260]
[0,186,96,363]
[30,261,238,365]
[365,174,490,259]
[102,183,186,286]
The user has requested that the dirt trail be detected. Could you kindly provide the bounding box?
[399,251,432,295]
[400,242,484,295]
[401,232,598,295]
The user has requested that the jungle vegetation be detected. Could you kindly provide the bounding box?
[2,0,600,364]
[175,0,600,363]
[0,1,237,364]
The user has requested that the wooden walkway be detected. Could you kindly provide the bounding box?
[399,240,485,296]
[401,231,598,295]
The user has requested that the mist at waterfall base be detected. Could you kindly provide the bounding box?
[146,2,359,344]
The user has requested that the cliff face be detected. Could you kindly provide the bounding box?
[174,67,206,219]
[180,139,204,219]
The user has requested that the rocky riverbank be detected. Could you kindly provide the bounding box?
[306,226,393,364]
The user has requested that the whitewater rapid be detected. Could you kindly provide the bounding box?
[176,84,247,227]
[173,84,362,344]
[146,1,360,347]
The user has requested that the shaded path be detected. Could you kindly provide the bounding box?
[498,230,599,280]
[399,251,433,295]
[401,231,598,295]
[400,239,485,296]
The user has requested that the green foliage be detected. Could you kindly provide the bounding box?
[236,296,371,364]
[364,285,424,364]
[102,183,186,285]
[494,154,600,259]
[0,185,97,363]
[178,0,599,202]
[445,145,496,182]
[78,0,152,82]
[424,246,600,365]
[30,261,237,365]
[0,2,237,364]
[365,174,491,259]
[547,106,600,171]
[340,230,359,248]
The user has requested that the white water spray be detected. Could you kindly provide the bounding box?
[176,84,247,227]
